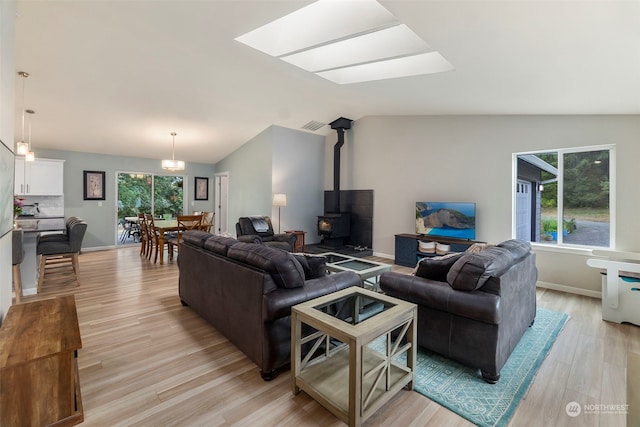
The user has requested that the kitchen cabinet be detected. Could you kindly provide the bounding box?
[15,158,64,195]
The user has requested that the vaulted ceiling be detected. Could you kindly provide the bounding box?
[14,1,640,164]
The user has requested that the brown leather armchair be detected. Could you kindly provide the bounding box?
[236,216,296,252]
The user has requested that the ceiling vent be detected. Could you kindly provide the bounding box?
[301,120,326,131]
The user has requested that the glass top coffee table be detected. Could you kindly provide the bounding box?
[291,287,417,427]
[321,252,392,292]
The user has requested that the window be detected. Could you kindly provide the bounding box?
[513,145,615,248]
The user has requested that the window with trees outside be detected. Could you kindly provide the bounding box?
[514,145,614,248]
[116,173,184,244]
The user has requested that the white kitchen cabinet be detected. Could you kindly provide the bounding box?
[14,158,65,195]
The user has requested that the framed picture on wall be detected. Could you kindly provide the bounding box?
[195,177,208,200]
[84,170,106,200]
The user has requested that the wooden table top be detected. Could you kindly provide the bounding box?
[0,295,82,369]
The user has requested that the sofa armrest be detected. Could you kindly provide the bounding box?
[272,233,297,246]
[379,271,500,325]
[238,235,263,244]
[263,271,360,321]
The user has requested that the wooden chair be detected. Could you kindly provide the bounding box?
[200,211,215,233]
[138,213,149,257]
[145,214,171,263]
[167,215,203,255]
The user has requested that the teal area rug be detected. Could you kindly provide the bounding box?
[373,307,569,427]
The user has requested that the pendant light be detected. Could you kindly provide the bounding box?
[25,109,35,162]
[161,132,185,171]
[16,71,30,156]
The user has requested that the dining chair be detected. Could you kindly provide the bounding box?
[138,213,149,257]
[167,214,203,255]
[200,211,215,233]
[144,214,159,262]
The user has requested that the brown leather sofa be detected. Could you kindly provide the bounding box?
[177,230,360,380]
[379,239,537,383]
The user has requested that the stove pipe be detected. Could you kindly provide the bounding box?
[329,117,352,213]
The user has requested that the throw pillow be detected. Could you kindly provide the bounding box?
[293,254,328,280]
[447,247,513,291]
[414,252,465,282]
[497,239,531,261]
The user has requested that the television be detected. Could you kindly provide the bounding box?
[415,201,476,240]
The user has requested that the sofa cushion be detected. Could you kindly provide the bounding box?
[227,243,305,289]
[182,230,214,248]
[414,252,464,282]
[447,247,513,291]
[497,239,531,262]
[203,235,239,256]
[293,254,328,280]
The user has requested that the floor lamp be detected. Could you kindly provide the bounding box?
[272,193,287,233]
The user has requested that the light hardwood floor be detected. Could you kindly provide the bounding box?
[18,247,639,426]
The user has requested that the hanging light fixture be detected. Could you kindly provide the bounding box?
[161,132,185,171]
[16,71,30,156]
[25,109,35,161]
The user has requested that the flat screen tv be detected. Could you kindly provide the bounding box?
[415,201,476,240]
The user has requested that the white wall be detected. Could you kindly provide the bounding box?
[272,126,325,243]
[0,0,15,322]
[216,125,326,241]
[326,115,640,295]
[215,127,273,234]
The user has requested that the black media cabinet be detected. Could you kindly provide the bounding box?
[394,233,484,267]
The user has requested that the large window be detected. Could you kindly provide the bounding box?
[513,145,614,248]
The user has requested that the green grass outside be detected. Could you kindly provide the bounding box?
[541,207,609,222]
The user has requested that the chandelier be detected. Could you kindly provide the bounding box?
[161,132,185,171]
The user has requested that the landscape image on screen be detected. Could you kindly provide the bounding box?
[415,202,476,240]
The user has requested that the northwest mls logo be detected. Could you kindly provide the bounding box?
[566,401,581,417]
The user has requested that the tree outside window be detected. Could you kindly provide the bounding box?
[514,146,614,248]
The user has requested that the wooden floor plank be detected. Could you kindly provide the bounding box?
[17,246,636,426]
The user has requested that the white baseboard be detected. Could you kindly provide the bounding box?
[373,251,394,260]
[536,280,601,299]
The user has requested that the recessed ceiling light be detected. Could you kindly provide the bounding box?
[235,0,454,84]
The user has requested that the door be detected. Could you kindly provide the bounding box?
[116,172,184,244]
[515,180,532,240]
[214,172,229,234]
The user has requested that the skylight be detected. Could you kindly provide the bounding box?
[235,0,454,84]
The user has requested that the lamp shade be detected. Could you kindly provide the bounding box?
[16,141,29,155]
[162,132,185,171]
[161,159,185,171]
[272,193,287,207]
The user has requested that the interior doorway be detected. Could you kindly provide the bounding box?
[214,172,229,235]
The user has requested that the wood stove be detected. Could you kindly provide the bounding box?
[318,117,352,248]
[317,213,350,249]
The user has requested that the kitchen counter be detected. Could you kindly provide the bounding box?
[15,217,66,233]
